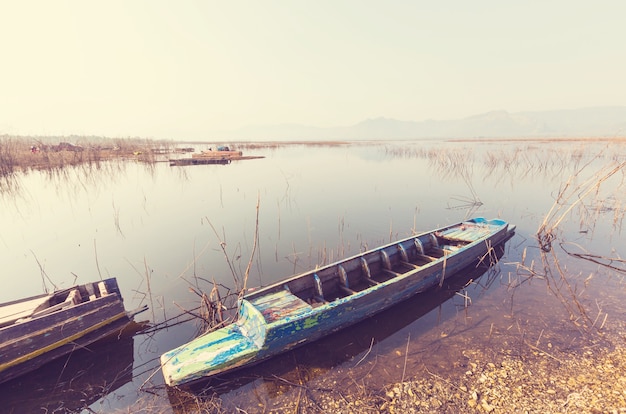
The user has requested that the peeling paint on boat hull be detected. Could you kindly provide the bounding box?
[161,218,514,387]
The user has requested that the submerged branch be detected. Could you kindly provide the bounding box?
[561,242,626,274]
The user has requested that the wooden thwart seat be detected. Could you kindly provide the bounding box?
[249,290,313,323]
[436,224,492,243]
[364,276,379,286]
[401,261,421,269]
[339,285,357,295]
[31,289,82,318]
[415,253,438,262]
[383,269,403,278]
[360,258,380,286]
[337,265,356,295]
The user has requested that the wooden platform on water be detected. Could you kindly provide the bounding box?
[169,155,265,166]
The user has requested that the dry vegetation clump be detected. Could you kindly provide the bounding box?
[0,135,171,178]
[536,157,626,252]
[0,137,18,188]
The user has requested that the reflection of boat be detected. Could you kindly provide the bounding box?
[169,158,232,166]
[0,278,147,384]
[161,218,515,387]
[0,332,136,413]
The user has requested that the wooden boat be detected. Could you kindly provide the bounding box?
[166,243,509,403]
[160,217,515,387]
[0,278,147,385]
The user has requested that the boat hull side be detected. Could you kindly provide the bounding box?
[251,222,510,367]
[0,295,130,384]
[262,230,507,353]
[259,238,494,350]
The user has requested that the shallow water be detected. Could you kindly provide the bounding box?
[1,139,625,412]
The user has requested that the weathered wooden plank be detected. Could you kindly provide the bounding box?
[0,299,125,364]
[0,295,51,328]
[0,294,123,345]
[0,310,133,384]
[249,290,312,323]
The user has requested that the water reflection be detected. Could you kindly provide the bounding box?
[0,332,136,413]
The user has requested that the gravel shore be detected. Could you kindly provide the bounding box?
[269,333,626,413]
[379,345,626,413]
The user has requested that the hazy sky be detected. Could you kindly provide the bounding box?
[1,1,625,140]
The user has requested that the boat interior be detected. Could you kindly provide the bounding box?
[284,232,470,306]
[0,281,116,329]
[246,223,498,323]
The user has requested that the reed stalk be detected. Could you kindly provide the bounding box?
[240,193,260,299]
[537,158,626,252]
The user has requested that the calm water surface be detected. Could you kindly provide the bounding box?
[1,140,625,412]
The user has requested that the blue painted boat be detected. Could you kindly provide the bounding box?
[160,217,515,387]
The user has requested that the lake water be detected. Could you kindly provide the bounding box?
[1,139,625,412]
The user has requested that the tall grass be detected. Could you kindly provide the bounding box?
[0,137,18,190]
[0,135,173,196]
[510,149,626,331]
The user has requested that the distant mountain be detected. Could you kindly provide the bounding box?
[218,106,626,141]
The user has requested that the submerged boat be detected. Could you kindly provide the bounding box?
[0,278,147,384]
[161,217,515,387]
